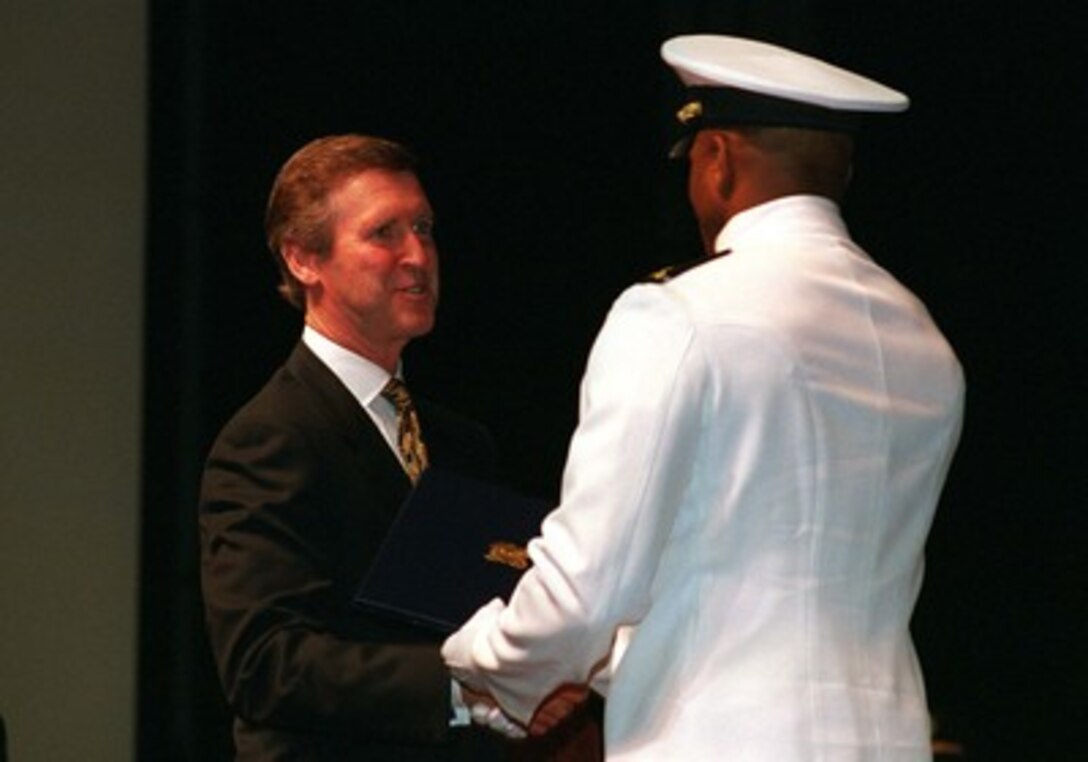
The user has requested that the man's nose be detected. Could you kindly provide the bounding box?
[400,230,433,265]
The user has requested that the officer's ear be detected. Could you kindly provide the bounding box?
[705,130,734,199]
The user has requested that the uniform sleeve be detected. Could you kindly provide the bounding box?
[443,285,704,723]
[199,417,452,742]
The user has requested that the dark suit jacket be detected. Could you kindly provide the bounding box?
[199,342,506,761]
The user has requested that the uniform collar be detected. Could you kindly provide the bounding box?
[715,194,844,254]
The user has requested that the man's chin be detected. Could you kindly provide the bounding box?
[402,315,436,340]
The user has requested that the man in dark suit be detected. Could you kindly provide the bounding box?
[199,134,598,760]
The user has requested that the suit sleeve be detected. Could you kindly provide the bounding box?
[443,284,704,722]
[198,415,452,743]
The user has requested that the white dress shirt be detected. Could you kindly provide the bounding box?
[443,195,964,760]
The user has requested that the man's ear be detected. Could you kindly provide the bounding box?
[708,131,734,199]
[281,242,322,287]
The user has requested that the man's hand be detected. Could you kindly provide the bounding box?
[528,683,590,736]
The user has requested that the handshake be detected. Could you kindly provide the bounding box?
[442,597,596,740]
[459,681,590,740]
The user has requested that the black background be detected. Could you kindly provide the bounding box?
[141,2,1085,759]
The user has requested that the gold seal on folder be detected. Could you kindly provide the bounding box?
[484,542,530,570]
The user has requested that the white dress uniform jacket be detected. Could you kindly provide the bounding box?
[444,195,965,760]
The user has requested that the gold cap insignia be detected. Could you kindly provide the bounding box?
[676,100,703,124]
[484,542,530,571]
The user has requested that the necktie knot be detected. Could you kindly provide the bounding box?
[381,377,429,483]
[381,377,413,413]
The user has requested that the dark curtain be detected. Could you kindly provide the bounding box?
[140,2,1084,759]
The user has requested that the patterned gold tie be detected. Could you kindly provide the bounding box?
[381,377,430,483]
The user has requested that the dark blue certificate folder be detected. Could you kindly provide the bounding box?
[353,467,552,633]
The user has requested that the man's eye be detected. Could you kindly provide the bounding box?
[411,218,434,238]
[367,223,397,243]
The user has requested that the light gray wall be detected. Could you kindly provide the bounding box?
[0,1,145,760]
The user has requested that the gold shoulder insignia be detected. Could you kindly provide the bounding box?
[642,249,731,284]
[645,265,675,283]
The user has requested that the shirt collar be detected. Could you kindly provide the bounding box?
[302,325,399,411]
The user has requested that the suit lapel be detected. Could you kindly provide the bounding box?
[284,342,411,492]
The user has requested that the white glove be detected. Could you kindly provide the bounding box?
[441,597,505,681]
[469,702,527,739]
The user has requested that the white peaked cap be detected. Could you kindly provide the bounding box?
[660,35,908,156]
[662,35,909,112]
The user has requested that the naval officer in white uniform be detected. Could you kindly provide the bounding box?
[444,35,965,760]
